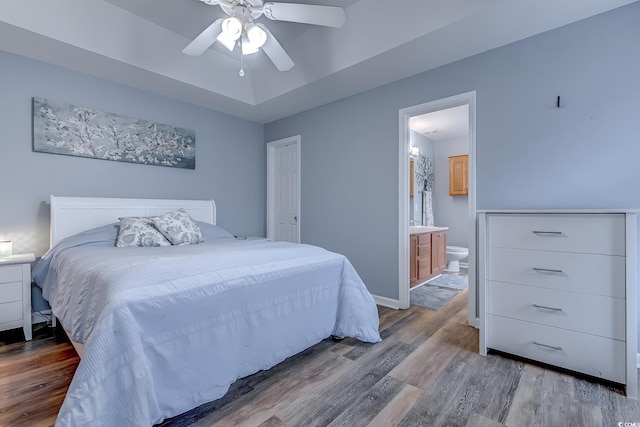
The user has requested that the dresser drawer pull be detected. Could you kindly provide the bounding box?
[532,267,563,274]
[533,341,563,351]
[532,303,563,312]
[532,231,563,235]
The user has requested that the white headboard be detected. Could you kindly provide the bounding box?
[50,195,217,247]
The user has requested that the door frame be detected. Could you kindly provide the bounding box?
[266,135,301,243]
[398,91,478,327]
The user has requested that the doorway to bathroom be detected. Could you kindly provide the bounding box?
[398,91,478,327]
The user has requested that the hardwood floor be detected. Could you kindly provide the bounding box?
[2,291,640,426]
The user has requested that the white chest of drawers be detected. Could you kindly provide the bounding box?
[0,253,35,341]
[478,211,637,399]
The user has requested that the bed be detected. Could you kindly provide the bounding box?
[33,195,381,427]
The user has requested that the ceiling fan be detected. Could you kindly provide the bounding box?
[183,0,346,75]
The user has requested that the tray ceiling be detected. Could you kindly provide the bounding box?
[0,0,636,123]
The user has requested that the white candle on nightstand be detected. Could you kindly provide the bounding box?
[0,240,12,258]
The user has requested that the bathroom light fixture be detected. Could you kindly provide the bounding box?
[0,240,12,258]
[410,146,420,157]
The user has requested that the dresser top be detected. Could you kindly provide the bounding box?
[477,209,640,214]
[0,253,36,266]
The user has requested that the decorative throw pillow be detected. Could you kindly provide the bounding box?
[116,217,171,247]
[151,209,205,245]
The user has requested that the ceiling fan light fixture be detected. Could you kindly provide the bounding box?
[241,34,260,55]
[246,23,267,49]
[186,1,347,73]
[221,16,243,40]
[216,31,237,52]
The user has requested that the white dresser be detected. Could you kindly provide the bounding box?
[478,211,637,399]
[0,253,35,341]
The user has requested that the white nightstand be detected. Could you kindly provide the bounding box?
[0,253,35,341]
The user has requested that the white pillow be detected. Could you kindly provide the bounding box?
[116,217,171,247]
[151,209,205,246]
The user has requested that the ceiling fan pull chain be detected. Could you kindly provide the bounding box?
[239,40,245,77]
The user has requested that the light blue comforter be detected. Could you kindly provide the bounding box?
[34,224,381,426]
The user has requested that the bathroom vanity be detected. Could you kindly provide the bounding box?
[409,226,447,288]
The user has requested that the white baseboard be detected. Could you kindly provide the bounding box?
[460,262,469,269]
[373,295,400,309]
[471,316,480,329]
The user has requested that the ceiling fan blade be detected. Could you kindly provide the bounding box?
[182,18,224,56]
[262,3,346,28]
[258,24,294,71]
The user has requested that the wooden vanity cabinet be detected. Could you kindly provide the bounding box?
[416,233,432,284]
[431,230,447,276]
[409,235,417,283]
[410,230,447,287]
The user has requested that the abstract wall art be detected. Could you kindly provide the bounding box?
[32,97,196,169]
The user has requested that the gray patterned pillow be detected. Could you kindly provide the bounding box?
[116,217,171,247]
[151,209,205,245]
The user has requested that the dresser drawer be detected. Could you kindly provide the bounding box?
[0,281,22,304]
[0,265,22,284]
[487,281,625,340]
[0,301,22,324]
[488,247,625,298]
[487,214,625,255]
[487,315,625,383]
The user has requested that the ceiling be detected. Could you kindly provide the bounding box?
[411,105,469,142]
[0,0,636,123]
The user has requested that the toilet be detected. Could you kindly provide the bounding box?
[445,246,469,273]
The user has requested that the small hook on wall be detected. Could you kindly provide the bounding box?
[556,95,562,108]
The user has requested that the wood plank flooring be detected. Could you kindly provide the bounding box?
[2,291,640,426]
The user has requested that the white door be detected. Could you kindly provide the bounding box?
[267,136,300,243]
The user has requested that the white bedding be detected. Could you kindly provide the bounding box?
[34,226,381,426]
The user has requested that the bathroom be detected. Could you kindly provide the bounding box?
[409,104,470,284]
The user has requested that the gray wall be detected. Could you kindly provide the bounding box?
[433,136,469,249]
[0,51,266,309]
[265,2,640,307]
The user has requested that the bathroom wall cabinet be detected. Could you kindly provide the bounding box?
[410,230,447,288]
[449,154,468,196]
[479,210,638,399]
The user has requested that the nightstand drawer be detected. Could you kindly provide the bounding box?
[0,265,22,284]
[0,301,22,324]
[487,214,625,255]
[0,281,22,304]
